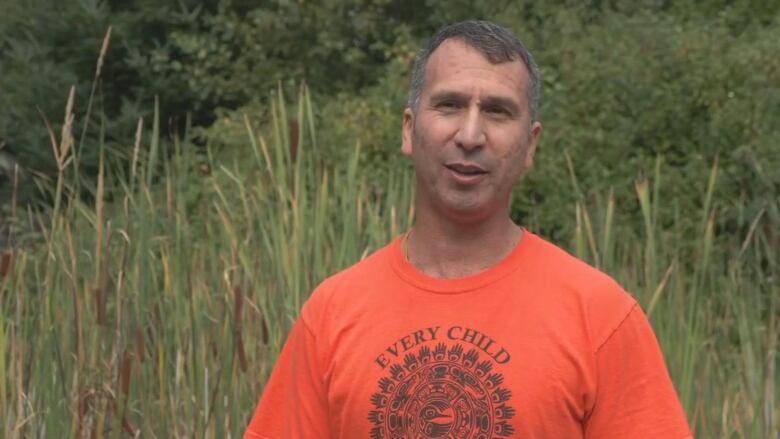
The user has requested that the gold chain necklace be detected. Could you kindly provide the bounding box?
[402,227,522,266]
[402,229,413,262]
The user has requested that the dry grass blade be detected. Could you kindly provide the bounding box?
[94,142,107,325]
[59,86,76,171]
[95,26,112,78]
[131,118,143,184]
[646,261,676,317]
[737,208,766,260]
[36,107,59,166]
[78,26,113,150]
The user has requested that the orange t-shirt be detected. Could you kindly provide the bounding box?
[245,231,693,439]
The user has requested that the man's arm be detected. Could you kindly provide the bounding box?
[584,304,694,439]
[244,317,331,439]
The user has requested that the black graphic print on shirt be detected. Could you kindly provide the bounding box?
[368,326,515,439]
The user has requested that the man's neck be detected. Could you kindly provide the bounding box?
[404,208,523,279]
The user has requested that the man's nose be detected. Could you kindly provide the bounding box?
[453,106,486,151]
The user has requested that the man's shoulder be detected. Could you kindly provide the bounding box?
[526,232,626,292]
[525,233,638,336]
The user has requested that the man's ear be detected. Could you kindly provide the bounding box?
[524,121,542,169]
[401,108,414,156]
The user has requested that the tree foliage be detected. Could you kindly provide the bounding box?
[0,0,778,239]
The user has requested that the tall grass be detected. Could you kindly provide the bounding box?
[570,157,778,438]
[0,86,777,438]
[1,84,415,437]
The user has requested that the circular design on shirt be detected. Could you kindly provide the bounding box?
[368,343,515,439]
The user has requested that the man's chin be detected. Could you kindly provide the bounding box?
[438,197,498,223]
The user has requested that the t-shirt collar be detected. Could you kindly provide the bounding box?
[388,228,536,294]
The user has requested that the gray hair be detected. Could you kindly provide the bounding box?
[408,20,540,123]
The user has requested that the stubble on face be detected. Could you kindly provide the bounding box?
[402,39,541,223]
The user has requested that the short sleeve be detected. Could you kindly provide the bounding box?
[584,304,693,439]
[244,317,331,439]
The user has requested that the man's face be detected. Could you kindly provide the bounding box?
[402,39,541,222]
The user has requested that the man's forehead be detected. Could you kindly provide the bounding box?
[423,39,529,96]
[427,39,524,70]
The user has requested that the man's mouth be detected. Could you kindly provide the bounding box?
[445,163,487,175]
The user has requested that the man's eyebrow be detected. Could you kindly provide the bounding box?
[428,91,521,115]
[428,90,470,104]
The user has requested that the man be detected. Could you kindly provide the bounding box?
[245,20,692,439]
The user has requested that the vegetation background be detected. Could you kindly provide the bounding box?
[0,0,777,437]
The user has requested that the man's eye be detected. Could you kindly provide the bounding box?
[437,101,459,110]
[486,107,509,116]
